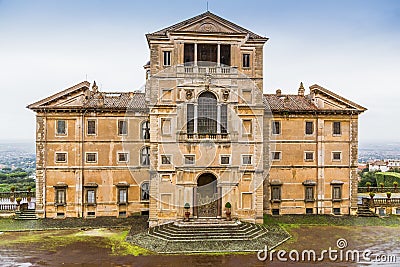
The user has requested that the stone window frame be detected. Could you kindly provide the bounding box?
[242,53,251,69]
[304,151,314,162]
[163,50,172,66]
[220,154,231,165]
[241,88,253,104]
[55,152,67,163]
[117,152,129,163]
[272,120,281,135]
[161,155,172,165]
[305,121,314,135]
[160,118,172,136]
[117,120,128,136]
[271,185,282,202]
[271,151,281,161]
[332,151,342,162]
[116,184,130,205]
[160,193,173,211]
[85,152,98,164]
[184,154,195,165]
[304,186,315,202]
[140,181,150,202]
[55,119,67,136]
[161,88,173,102]
[86,119,97,136]
[332,185,342,202]
[160,174,172,182]
[241,154,253,166]
[84,183,98,206]
[140,146,150,166]
[54,184,68,206]
[141,120,150,140]
[332,121,342,136]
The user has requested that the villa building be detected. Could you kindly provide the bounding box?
[27,12,366,226]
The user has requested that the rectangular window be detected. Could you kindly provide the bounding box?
[56,120,66,135]
[333,186,342,200]
[220,155,230,165]
[221,104,227,134]
[187,104,194,134]
[118,152,129,163]
[242,155,252,165]
[305,121,314,135]
[55,153,67,163]
[86,153,97,163]
[87,120,96,135]
[272,152,281,161]
[161,119,171,135]
[305,152,314,161]
[305,186,314,201]
[118,188,127,204]
[272,121,281,135]
[242,119,252,135]
[333,208,341,215]
[163,51,171,66]
[184,155,195,165]
[306,208,313,214]
[161,155,171,165]
[332,152,341,161]
[87,189,96,204]
[55,189,66,204]
[242,193,252,209]
[242,53,250,68]
[271,186,281,201]
[118,120,128,135]
[333,121,341,135]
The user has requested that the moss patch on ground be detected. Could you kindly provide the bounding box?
[264,214,400,227]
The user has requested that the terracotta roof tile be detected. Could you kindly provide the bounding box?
[263,94,317,112]
[85,92,147,111]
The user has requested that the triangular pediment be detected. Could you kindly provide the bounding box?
[174,16,245,34]
[148,11,267,41]
[310,84,367,112]
[27,81,90,109]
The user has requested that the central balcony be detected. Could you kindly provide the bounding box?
[178,132,232,142]
[177,65,237,76]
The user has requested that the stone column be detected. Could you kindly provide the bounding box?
[217,43,221,66]
[194,43,198,67]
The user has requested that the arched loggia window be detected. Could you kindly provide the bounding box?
[198,92,217,134]
[187,92,227,134]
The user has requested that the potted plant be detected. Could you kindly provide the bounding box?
[184,203,190,221]
[16,197,22,205]
[10,186,15,192]
[27,186,32,192]
[379,182,385,189]
[369,192,375,199]
[366,182,371,191]
[225,202,232,221]
[387,192,392,199]
[393,181,398,190]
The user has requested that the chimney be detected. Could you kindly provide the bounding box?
[129,92,134,98]
[283,95,290,109]
[92,80,98,93]
[298,82,305,96]
[276,89,282,97]
[98,93,104,107]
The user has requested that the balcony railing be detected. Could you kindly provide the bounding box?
[179,133,229,141]
[179,65,236,75]
[358,187,398,193]
[0,191,35,211]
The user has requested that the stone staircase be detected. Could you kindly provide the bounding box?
[148,220,269,242]
[357,204,378,217]
[15,209,38,220]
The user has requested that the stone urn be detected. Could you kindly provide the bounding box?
[225,202,232,221]
[184,203,190,222]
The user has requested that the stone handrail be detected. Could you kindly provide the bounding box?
[358,187,398,193]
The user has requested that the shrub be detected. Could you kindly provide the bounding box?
[225,202,231,209]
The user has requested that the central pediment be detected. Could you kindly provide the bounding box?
[147,11,267,41]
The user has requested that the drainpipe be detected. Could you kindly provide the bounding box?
[43,108,48,218]
[81,108,88,218]
[315,112,319,215]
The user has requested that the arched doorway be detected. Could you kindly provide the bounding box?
[194,173,221,218]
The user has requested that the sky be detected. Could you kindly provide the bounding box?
[0,0,399,145]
